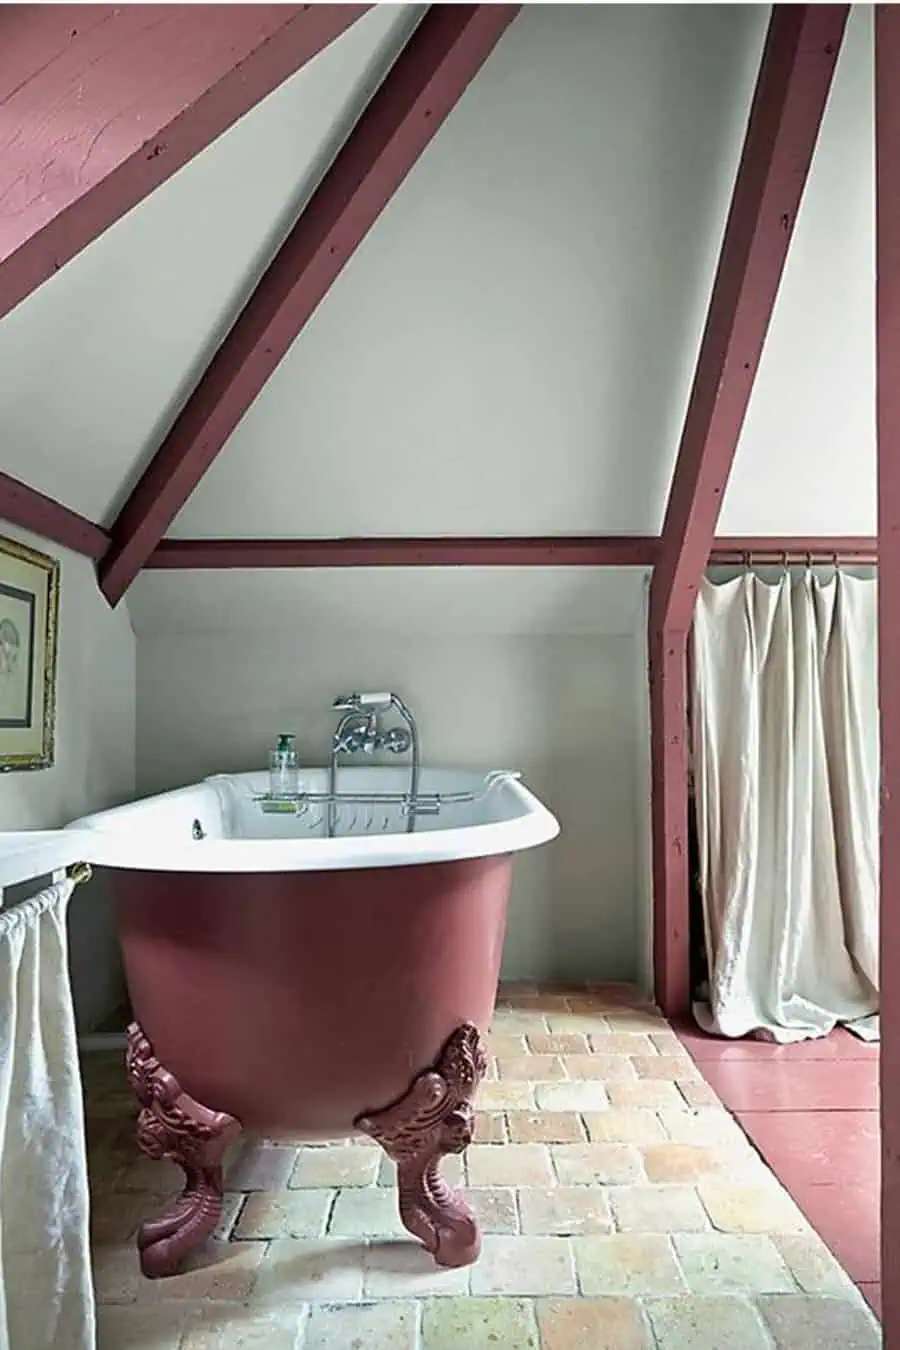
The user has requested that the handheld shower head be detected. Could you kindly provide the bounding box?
[331,691,394,712]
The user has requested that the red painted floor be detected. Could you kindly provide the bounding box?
[676,1022,881,1319]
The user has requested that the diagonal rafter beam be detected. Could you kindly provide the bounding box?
[0,4,369,323]
[98,3,520,609]
[647,5,848,1016]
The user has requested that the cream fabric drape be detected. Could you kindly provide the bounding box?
[691,570,879,1042]
[0,879,96,1350]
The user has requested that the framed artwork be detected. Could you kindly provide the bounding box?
[0,535,59,771]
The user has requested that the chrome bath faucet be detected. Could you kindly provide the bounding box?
[328,692,420,835]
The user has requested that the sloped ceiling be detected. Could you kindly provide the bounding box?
[0,2,876,591]
[170,3,769,540]
[719,4,875,535]
[0,5,423,525]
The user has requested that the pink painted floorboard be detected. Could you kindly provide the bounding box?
[697,1056,879,1112]
[677,1024,881,1321]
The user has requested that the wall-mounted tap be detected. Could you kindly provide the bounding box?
[328,692,420,835]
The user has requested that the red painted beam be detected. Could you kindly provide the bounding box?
[145,536,658,569]
[0,473,109,559]
[0,4,369,323]
[876,8,900,1344]
[647,6,847,1018]
[98,4,520,609]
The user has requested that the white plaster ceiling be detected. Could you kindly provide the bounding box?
[0,5,423,524]
[718,5,876,536]
[171,3,769,539]
[0,4,878,550]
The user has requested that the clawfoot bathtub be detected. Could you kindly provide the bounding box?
[69,766,558,1278]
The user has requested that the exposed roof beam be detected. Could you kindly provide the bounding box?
[145,536,657,569]
[875,5,900,1341]
[650,4,849,639]
[0,4,369,322]
[98,3,520,608]
[648,4,847,1018]
[0,472,109,558]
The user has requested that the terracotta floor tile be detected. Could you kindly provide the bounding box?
[235,1188,332,1240]
[582,1109,668,1145]
[85,984,880,1350]
[646,1296,774,1350]
[573,1234,686,1295]
[518,1186,613,1236]
[632,1055,701,1081]
[467,1142,554,1188]
[527,1033,589,1055]
[288,1144,380,1189]
[422,1297,539,1350]
[561,1054,637,1081]
[254,1237,365,1303]
[537,1297,652,1350]
[496,1054,566,1081]
[506,1111,586,1144]
[474,1112,507,1144]
[303,1300,417,1350]
[180,1305,305,1350]
[469,1234,576,1296]
[589,1033,656,1056]
[608,1185,710,1233]
[551,1142,643,1185]
[535,1082,610,1112]
[757,1293,882,1349]
[467,1187,520,1234]
[362,1242,469,1299]
[774,1233,862,1295]
[672,1232,795,1293]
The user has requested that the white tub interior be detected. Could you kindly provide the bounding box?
[66,768,560,873]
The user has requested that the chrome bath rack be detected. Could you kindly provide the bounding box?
[254,769,521,818]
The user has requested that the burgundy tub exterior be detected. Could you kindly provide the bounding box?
[113,853,513,1277]
[116,855,511,1136]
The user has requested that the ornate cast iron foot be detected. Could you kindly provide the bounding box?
[355,1022,487,1268]
[125,1022,242,1279]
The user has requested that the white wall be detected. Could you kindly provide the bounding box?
[718,5,875,535]
[0,528,136,1031]
[132,568,648,982]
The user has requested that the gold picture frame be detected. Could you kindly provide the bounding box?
[0,535,59,772]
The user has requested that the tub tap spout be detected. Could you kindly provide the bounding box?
[328,692,420,835]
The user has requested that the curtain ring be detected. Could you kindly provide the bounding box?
[780,550,788,575]
[742,550,751,571]
[832,550,840,573]
[67,861,92,886]
[805,550,813,572]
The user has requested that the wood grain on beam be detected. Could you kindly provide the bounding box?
[876,7,900,1342]
[0,473,109,558]
[98,4,520,609]
[146,536,657,569]
[648,5,847,1018]
[0,4,368,322]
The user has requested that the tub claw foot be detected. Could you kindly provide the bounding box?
[355,1022,487,1268]
[125,1022,242,1279]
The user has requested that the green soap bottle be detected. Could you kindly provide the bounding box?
[269,733,298,800]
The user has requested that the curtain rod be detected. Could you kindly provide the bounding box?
[709,539,878,565]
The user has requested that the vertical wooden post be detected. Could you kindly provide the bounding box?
[649,6,847,1017]
[875,6,900,1341]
